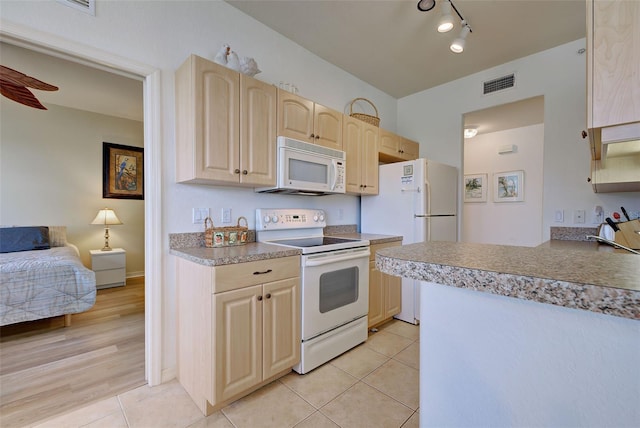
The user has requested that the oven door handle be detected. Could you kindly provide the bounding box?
[304,251,370,267]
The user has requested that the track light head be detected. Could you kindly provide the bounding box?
[450,21,471,53]
[417,0,436,12]
[437,1,455,33]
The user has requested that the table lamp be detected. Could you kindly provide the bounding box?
[91,208,123,251]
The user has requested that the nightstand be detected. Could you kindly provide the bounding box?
[90,248,126,289]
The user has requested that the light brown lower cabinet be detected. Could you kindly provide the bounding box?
[176,255,300,415]
[368,242,402,328]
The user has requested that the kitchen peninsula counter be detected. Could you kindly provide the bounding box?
[376,241,639,320]
[376,241,639,427]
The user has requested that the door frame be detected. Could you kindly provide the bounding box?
[0,21,163,386]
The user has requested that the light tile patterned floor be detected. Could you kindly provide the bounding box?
[30,320,419,428]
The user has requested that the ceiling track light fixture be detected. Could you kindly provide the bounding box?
[437,1,455,33]
[450,20,471,53]
[417,0,473,53]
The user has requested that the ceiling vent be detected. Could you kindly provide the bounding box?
[483,73,515,95]
[57,0,95,16]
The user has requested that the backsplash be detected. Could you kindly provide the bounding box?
[324,224,357,235]
[169,230,256,249]
[550,226,599,241]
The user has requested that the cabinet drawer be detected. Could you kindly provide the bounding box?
[213,256,300,294]
[95,268,126,287]
[92,253,126,270]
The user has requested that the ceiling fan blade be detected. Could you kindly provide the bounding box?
[0,65,58,91]
[0,81,47,109]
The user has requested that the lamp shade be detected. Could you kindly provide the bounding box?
[91,208,123,226]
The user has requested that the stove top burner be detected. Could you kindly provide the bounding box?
[269,236,362,248]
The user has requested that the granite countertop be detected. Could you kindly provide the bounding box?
[376,241,640,320]
[170,227,402,266]
[169,243,301,266]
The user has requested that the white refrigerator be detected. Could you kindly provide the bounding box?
[360,158,458,324]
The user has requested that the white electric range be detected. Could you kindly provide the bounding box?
[256,208,370,374]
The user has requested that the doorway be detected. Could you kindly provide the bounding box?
[0,23,162,387]
[462,96,545,247]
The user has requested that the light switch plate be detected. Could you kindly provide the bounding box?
[222,208,232,224]
[192,208,209,224]
[573,209,585,224]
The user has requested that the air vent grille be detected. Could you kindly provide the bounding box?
[483,74,515,95]
[57,0,95,15]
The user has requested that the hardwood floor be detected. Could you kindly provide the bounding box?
[0,277,146,427]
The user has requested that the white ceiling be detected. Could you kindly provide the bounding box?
[226,0,586,98]
[0,42,143,122]
[0,1,585,134]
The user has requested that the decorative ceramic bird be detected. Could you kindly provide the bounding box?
[240,56,261,77]
[226,51,240,72]
[213,43,230,66]
[0,65,58,110]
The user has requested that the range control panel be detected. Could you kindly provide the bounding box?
[256,208,326,230]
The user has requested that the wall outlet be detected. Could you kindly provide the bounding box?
[192,208,209,224]
[554,210,564,223]
[222,208,232,224]
[573,209,585,224]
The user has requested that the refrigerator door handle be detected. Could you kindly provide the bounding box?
[414,214,455,218]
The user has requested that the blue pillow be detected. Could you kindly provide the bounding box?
[0,226,51,253]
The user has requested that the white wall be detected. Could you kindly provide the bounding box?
[463,124,544,247]
[0,0,398,379]
[398,39,640,241]
[0,101,145,276]
[420,282,640,427]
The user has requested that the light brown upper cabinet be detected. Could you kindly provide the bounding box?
[343,116,379,195]
[585,1,640,192]
[587,0,640,132]
[379,128,420,162]
[175,54,276,187]
[277,90,343,150]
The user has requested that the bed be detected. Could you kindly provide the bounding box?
[0,226,97,326]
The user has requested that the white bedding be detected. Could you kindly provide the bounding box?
[0,245,96,326]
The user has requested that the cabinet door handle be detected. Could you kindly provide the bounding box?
[234,169,240,174]
[581,130,588,139]
[315,135,320,140]
[242,170,248,175]
[265,293,271,299]
[253,269,273,275]
[257,295,263,301]
[310,133,315,138]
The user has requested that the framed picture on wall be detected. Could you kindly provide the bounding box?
[493,170,524,202]
[463,174,488,202]
[103,142,144,200]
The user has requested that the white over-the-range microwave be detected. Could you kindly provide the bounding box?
[255,136,346,196]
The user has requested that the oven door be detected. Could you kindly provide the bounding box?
[300,246,370,341]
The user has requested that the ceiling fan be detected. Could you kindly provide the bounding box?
[0,65,58,110]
